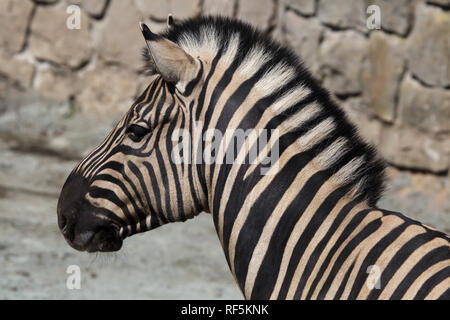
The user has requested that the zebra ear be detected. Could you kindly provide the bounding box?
[139,22,199,92]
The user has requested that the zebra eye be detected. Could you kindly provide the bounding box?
[126,124,149,142]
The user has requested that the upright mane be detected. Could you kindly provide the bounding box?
[142,15,386,206]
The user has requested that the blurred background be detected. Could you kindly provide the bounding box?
[0,0,448,299]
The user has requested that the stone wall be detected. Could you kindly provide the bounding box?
[0,0,449,175]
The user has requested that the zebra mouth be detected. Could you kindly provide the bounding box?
[86,226,123,253]
[60,211,123,253]
[57,172,124,253]
[67,225,123,253]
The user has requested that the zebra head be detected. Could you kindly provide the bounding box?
[57,21,206,252]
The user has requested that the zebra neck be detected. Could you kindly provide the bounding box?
[207,138,372,297]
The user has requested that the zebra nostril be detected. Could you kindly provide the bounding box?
[63,223,75,243]
[61,223,68,235]
[58,214,67,230]
[59,214,76,242]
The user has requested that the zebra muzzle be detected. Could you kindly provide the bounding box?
[57,172,123,252]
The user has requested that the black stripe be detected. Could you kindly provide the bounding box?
[414,266,450,300]
[82,124,126,178]
[120,163,160,229]
[141,78,164,118]
[184,60,204,96]
[237,154,317,298]
[367,233,435,300]
[277,186,351,299]
[316,217,383,299]
[141,161,169,224]
[195,47,224,120]
[305,208,372,299]
[149,83,167,126]
[207,61,280,187]
[291,197,363,299]
[188,105,205,213]
[89,186,137,234]
[346,222,409,299]
[334,261,356,300]
[165,107,187,221]
[217,131,342,260]
[437,288,450,300]
[136,80,160,113]
[92,173,147,224]
[390,246,449,300]
[152,102,177,222]
[127,160,165,226]
[249,165,351,299]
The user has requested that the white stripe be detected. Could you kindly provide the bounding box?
[179,25,219,57]
[297,117,335,150]
[220,33,241,67]
[283,102,321,130]
[271,85,311,114]
[315,136,348,168]
[237,46,272,78]
[254,62,295,95]
[333,155,365,185]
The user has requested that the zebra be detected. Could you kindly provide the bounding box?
[57,15,450,300]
